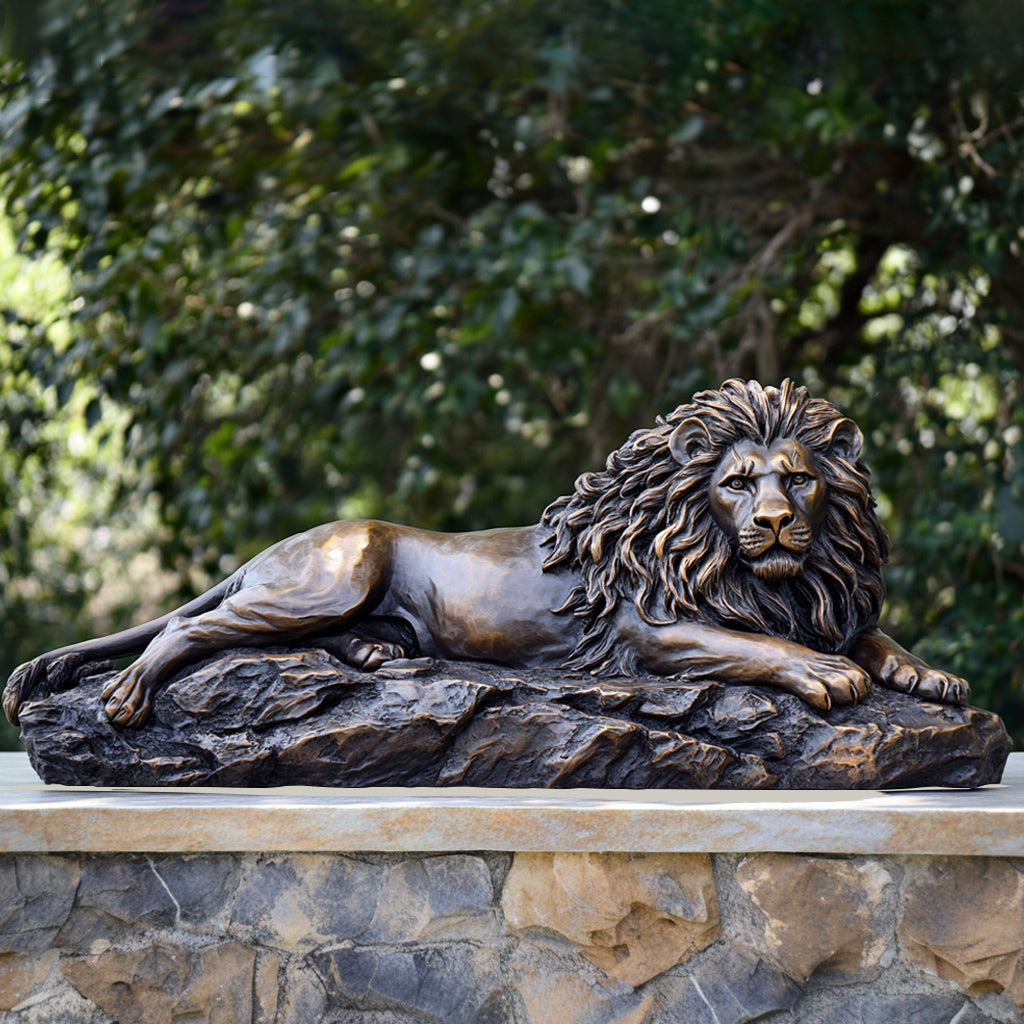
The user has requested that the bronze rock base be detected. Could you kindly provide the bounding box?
[17,647,1011,789]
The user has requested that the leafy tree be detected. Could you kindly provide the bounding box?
[1,0,1023,749]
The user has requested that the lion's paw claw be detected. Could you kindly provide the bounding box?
[879,656,969,706]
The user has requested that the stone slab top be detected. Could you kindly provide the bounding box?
[1,751,1023,856]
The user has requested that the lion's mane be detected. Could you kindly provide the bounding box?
[540,378,890,673]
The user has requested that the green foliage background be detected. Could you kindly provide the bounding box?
[1,0,1023,749]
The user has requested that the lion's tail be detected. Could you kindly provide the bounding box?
[3,578,235,725]
[39,578,233,665]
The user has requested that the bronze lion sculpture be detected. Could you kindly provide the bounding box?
[3,378,968,729]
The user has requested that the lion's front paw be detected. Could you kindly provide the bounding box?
[781,653,872,711]
[101,666,155,728]
[2,657,49,726]
[878,654,969,705]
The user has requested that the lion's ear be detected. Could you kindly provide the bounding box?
[668,418,712,464]
[826,418,863,462]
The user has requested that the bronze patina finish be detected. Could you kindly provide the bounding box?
[3,379,969,731]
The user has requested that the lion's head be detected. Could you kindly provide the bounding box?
[540,378,890,673]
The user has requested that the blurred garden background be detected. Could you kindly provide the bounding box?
[1,0,1023,749]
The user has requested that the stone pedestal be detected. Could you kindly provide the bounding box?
[2,752,1024,1023]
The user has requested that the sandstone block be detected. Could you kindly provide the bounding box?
[0,981,106,1023]
[900,857,1024,1009]
[60,941,269,1024]
[735,853,893,981]
[0,950,58,1010]
[502,852,720,987]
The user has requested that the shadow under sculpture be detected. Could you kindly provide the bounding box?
[4,379,1011,788]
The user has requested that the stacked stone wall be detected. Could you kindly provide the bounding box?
[1,850,1022,1023]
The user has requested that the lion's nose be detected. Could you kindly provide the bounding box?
[753,508,795,534]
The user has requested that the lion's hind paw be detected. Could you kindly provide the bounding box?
[342,636,408,673]
[101,667,155,729]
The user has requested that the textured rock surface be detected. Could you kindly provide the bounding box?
[654,945,802,1023]
[2,851,1020,1024]
[900,857,1024,1007]
[502,852,720,986]
[17,646,1011,788]
[0,951,58,1011]
[59,943,279,1024]
[735,853,894,980]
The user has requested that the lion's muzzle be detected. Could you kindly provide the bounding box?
[738,521,813,581]
[738,521,813,559]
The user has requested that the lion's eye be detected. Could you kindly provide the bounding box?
[724,477,748,492]
[788,472,811,487]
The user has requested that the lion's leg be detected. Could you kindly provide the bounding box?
[102,580,381,728]
[849,628,969,705]
[101,523,396,727]
[3,580,232,726]
[618,611,872,711]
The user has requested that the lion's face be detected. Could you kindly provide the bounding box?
[542,378,890,669]
[708,438,828,583]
